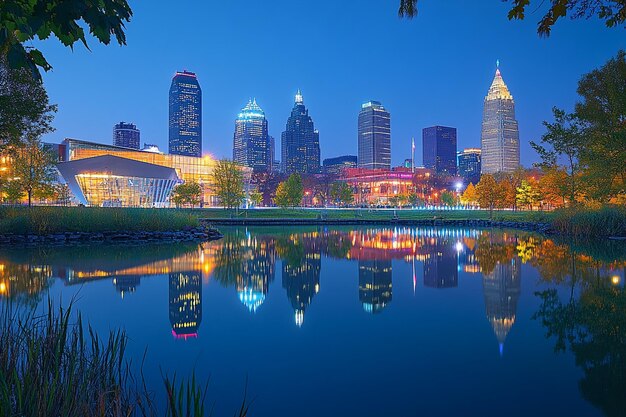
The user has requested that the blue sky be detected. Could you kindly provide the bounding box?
[37,0,624,166]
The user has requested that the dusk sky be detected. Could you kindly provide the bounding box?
[37,0,624,166]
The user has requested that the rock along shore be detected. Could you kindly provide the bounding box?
[0,226,223,246]
[200,218,554,234]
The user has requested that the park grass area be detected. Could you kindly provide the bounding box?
[551,206,626,238]
[194,207,555,223]
[0,206,199,234]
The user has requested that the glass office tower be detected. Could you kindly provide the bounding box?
[233,98,271,172]
[169,71,202,157]
[422,125,457,176]
[358,101,391,170]
[281,90,320,174]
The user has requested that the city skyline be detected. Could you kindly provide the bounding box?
[37,1,623,167]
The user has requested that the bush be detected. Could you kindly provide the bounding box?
[551,206,626,237]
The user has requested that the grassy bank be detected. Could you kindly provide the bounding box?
[551,206,626,238]
[0,301,248,417]
[0,207,199,234]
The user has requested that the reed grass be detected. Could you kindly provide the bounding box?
[0,300,249,417]
[0,207,199,234]
[551,206,626,237]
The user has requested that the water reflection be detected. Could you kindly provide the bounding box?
[0,228,624,416]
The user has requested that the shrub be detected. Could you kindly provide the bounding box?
[551,206,626,237]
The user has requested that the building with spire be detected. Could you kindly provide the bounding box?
[358,101,391,170]
[233,98,272,172]
[281,90,320,174]
[169,71,202,157]
[480,63,519,174]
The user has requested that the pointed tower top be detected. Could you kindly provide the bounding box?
[486,63,512,101]
[295,89,303,104]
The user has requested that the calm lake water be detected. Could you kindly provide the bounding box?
[1,226,625,417]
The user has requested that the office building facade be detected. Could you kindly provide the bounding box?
[281,90,320,174]
[323,155,357,176]
[358,101,391,170]
[233,99,271,172]
[422,125,457,176]
[113,122,140,149]
[481,66,520,173]
[169,71,202,157]
[458,148,482,184]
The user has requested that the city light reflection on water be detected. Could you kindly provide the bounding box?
[0,226,624,417]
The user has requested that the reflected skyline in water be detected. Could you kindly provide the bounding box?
[0,227,624,417]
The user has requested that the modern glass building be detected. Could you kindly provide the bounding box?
[422,125,457,176]
[322,155,357,176]
[281,90,320,174]
[358,101,391,170]
[113,122,140,149]
[233,98,271,172]
[169,272,202,339]
[56,154,180,207]
[458,148,482,184]
[169,71,202,157]
[481,65,520,173]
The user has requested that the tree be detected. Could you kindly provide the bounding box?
[3,179,23,205]
[274,174,304,208]
[212,159,245,209]
[10,137,57,207]
[575,50,626,203]
[539,167,569,208]
[0,0,132,78]
[476,174,506,217]
[330,182,354,207]
[461,182,478,206]
[532,107,583,207]
[0,63,56,150]
[249,189,263,207]
[398,0,626,36]
[171,181,202,208]
[440,190,456,206]
[407,191,423,207]
[516,179,541,210]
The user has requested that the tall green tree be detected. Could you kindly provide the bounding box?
[274,174,304,208]
[532,107,583,206]
[516,179,542,210]
[212,159,245,209]
[398,1,626,36]
[0,0,132,77]
[0,64,56,150]
[10,137,57,206]
[440,190,456,206]
[330,182,354,207]
[575,50,626,203]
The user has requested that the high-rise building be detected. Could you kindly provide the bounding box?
[281,90,320,174]
[481,64,520,173]
[169,71,202,157]
[423,240,459,288]
[233,98,271,172]
[422,126,457,176]
[323,155,357,176]
[282,247,321,327]
[113,122,140,149]
[358,101,391,170]
[458,148,482,184]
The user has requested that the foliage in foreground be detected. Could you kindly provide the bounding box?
[0,207,199,234]
[0,301,249,417]
[551,206,626,237]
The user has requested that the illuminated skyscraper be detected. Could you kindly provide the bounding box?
[113,122,140,149]
[483,258,521,355]
[481,64,519,173]
[422,125,457,176]
[233,98,271,172]
[358,101,391,170]
[236,237,276,313]
[169,71,202,157]
[423,240,459,288]
[358,260,392,314]
[281,90,320,174]
[458,148,482,184]
[169,272,202,339]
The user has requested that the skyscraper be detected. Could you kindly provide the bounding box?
[169,272,202,339]
[169,71,202,157]
[281,90,320,174]
[481,64,520,173]
[458,148,482,184]
[422,126,457,176]
[113,122,140,149]
[233,98,271,172]
[358,101,391,170]
[358,260,392,314]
